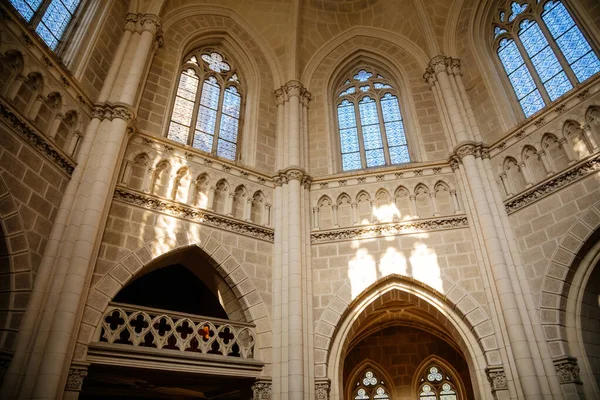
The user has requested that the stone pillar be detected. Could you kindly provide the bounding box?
[498,172,511,197]
[0,12,163,400]
[312,207,320,230]
[207,186,216,211]
[450,189,461,213]
[264,203,272,226]
[425,55,549,399]
[332,205,339,228]
[47,113,64,139]
[4,74,25,101]
[409,195,418,218]
[226,192,235,216]
[351,202,358,226]
[519,162,534,187]
[430,192,439,216]
[26,95,44,121]
[245,198,253,221]
[559,138,577,164]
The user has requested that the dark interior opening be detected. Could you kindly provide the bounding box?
[113,264,228,319]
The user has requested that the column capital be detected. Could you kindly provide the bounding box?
[126,13,163,46]
[251,379,272,400]
[93,103,136,122]
[553,356,581,384]
[450,58,462,75]
[453,141,477,160]
[274,88,287,105]
[303,174,313,189]
[315,378,331,400]
[284,167,305,181]
[449,157,460,171]
[284,80,305,98]
[65,364,89,392]
[485,367,508,391]
[301,89,312,107]
[427,55,451,74]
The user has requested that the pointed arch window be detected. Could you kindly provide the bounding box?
[167,50,243,161]
[417,365,460,400]
[351,370,390,400]
[493,1,600,118]
[8,0,82,50]
[336,68,410,171]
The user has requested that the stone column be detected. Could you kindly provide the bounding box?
[207,186,216,211]
[331,205,339,228]
[559,138,577,164]
[537,150,554,175]
[351,202,358,226]
[425,55,547,399]
[4,74,25,101]
[245,198,253,221]
[26,95,45,121]
[47,113,64,139]
[312,207,320,230]
[430,192,439,216]
[62,365,88,400]
[409,195,418,218]
[519,162,534,187]
[450,189,461,213]
[226,192,235,216]
[498,172,511,197]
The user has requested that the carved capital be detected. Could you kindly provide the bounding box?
[112,105,135,122]
[485,367,508,391]
[140,14,162,35]
[554,356,581,384]
[449,157,460,171]
[454,142,477,159]
[315,379,331,400]
[274,88,286,105]
[284,80,304,98]
[303,175,313,189]
[252,380,272,400]
[427,55,450,74]
[301,89,312,107]
[125,13,138,31]
[285,168,304,181]
[65,367,88,392]
[480,146,490,159]
[450,58,462,75]
[423,70,437,86]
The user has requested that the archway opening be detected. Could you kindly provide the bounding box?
[580,260,600,391]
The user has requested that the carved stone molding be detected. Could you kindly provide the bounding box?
[427,55,450,74]
[284,168,305,182]
[311,215,468,243]
[274,88,286,105]
[0,100,75,176]
[284,80,304,98]
[114,187,274,242]
[505,154,600,214]
[315,379,331,400]
[485,367,508,391]
[93,103,136,122]
[454,142,477,160]
[252,379,272,400]
[65,366,88,392]
[554,356,581,384]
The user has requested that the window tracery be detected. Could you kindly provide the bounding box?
[417,365,459,400]
[493,1,600,118]
[336,68,410,171]
[167,50,243,161]
[351,370,390,400]
[9,0,81,50]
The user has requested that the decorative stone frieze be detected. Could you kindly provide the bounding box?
[485,367,508,391]
[0,100,75,176]
[553,356,581,384]
[311,215,468,243]
[252,380,272,400]
[504,153,600,214]
[65,366,88,392]
[315,379,331,400]
[113,187,275,242]
[93,103,136,122]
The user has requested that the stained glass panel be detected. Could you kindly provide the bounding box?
[519,19,572,100]
[200,77,221,109]
[36,0,80,50]
[9,0,42,21]
[508,2,527,22]
[196,106,217,135]
[365,149,385,167]
[338,100,361,171]
[374,83,392,89]
[338,100,357,130]
[201,52,230,73]
[222,86,241,118]
[216,139,236,160]
[389,145,410,164]
[192,131,213,153]
[167,123,189,144]
[419,384,437,399]
[358,97,379,126]
[339,87,356,97]
[542,1,600,83]
[494,26,507,38]
[342,152,361,171]
[354,70,373,82]
[218,114,239,142]
[171,97,195,125]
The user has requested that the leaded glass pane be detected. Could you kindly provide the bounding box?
[520,89,545,117]
[9,0,42,21]
[389,145,410,164]
[342,152,361,171]
[355,388,369,400]
[494,26,507,38]
[427,367,443,381]
[171,97,195,125]
[196,106,217,135]
[508,1,527,22]
[354,70,373,82]
[340,128,360,153]
[200,77,221,109]
[420,384,436,399]
[178,70,199,101]
[498,39,523,75]
[507,65,537,99]
[373,387,389,399]
[222,86,241,118]
[374,83,392,89]
[192,131,213,152]
[358,97,379,126]
[201,52,230,73]
[216,139,236,160]
[339,87,356,96]
[366,149,385,167]
[363,371,377,386]
[380,94,402,123]
[337,100,357,130]
[362,125,383,150]
[167,122,189,144]
[218,114,239,143]
[385,121,407,145]
[36,0,80,50]
[519,19,572,99]
[543,1,600,83]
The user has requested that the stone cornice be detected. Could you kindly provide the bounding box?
[504,153,600,214]
[310,215,468,243]
[0,100,75,176]
[113,187,274,242]
[489,76,599,157]
[485,367,508,391]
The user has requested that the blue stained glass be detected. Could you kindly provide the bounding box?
[385,121,407,145]
[556,28,593,64]
[508,65,537,99]
[218,114,239,142]
[217,139,236,160]
[342,153,361,171]
[337,101,357,129]
[571,52,600,82]
[339,87,356,96]
[498,40,523,75]
[374,83,392,89]
[508,2,527,22]
[542,1,573,38]
[389,145,410,164]
[520,90,545,117]
[545,72,572,100]
[358,97,379,126]
[196,106,217,135]
[362,125,383,150]
[178,71,199,101]
[519,20,546,56]
[365,149,385,167]
[222,86,241,118]
[61,0,79,13]
[200,77,220,109]
[531,47,563,81]
[36,24,58,49]
[9,0,42,21]
[380,94,402,122]
[354,70,373,82]
[500,11,506,21]
[494,26,507,38]
[193,131,213,152]
[168,123,189,144]
[36,0,79,50]
[340,128,360,153]
[359,85,370,92]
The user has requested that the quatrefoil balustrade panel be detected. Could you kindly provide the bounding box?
[99,303,256,359]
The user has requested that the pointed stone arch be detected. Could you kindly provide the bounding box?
[74,230,271,363]
[315,274,494,399]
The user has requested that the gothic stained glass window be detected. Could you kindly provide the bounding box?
[416,364,460,400]
[36,0,81,50]
[9,0,42,22]
[351,370,390,400]
[336,68,411,171]
[494,0,600,118]
[167,50,243,161]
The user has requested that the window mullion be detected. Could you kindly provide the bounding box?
[188,69,203,147]
[513,35,551,104]
[354,99,367,169]
[536,15,579,86]
[31,0,52,28]
[212,83,225,155]
[375,94,391,165]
